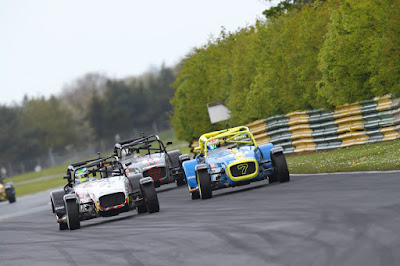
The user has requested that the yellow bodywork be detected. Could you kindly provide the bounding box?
[225,158,259,181]
[0,183,6,201]
[196,126,258,157]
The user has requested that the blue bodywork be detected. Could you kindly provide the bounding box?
[183,143,275,192]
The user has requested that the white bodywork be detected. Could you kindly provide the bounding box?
[74,176,131,212]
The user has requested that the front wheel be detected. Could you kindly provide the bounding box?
[59,221,68,230]
[191,190,200,200]
[271,152,290,183]
[5,187,16,203]
[196,169,212,199]
[137,204,148,214]
[65,200,80,230]
[141,184,159,213]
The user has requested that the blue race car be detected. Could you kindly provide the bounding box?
[181,126,290,200]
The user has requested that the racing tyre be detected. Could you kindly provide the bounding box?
[191,190,200,200]
[196,169,212,199]
[137,204,148,214]
[268,173,278,184]
[177,154,190,187]
[271,152,290,183]
[65,200,80,230]
[142,184,159,213]
[5,187,16,203]
[59,222,68,230]
[176,177,186,187]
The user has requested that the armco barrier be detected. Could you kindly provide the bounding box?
[246,95,400,154]
[247,119,269,145]
[287,111,316,153]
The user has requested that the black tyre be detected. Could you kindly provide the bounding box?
[65,200,80,230]
[196,169,212,199]
[268,173,278,183]
[177,154,190,187]
[51,199,55,213]
[271,152,290,183]
[137,204,148,214]
[59,222,68,230]
[191,190,200,200]
[142,184,159,213]
[176,177,186,187]
[5,188,16,203]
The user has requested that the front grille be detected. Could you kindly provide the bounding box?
[99,192,125,208]
[143,167,166,180]
[229,162,257,177]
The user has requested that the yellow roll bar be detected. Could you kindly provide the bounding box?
[195,126,258,156]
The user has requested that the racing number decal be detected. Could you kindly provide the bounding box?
[149,168,161,179]
[237,164,249,175]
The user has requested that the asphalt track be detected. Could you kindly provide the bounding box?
[1,171,400,266]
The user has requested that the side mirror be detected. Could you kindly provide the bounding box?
[125,162,132,166]
[166,141,173,146]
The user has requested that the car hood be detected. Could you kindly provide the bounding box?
[206,147,256,167]
[122,153,166,174]
[74,176,128,203]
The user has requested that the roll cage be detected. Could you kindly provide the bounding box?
[196,126,257,157]
[114,135,172,158]
[63,155,125,188]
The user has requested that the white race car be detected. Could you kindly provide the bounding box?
[50,155,159,230]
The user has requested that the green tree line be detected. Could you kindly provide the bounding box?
[0,65,177,174]
[171,0,400,142]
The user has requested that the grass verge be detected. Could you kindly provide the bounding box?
[286,139,400,173]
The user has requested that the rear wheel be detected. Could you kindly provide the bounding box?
[196,169,212,199]
[176,177,186,187]
[177,154,190,187]
[141,184,159,213]
[271,152,290,183]
[65,200,80,230]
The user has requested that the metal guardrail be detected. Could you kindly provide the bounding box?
[247,95,400,153]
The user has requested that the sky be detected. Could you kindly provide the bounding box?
[0,0,276,105]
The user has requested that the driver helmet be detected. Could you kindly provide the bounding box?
[75,168,88,183]
[207,139,220,150]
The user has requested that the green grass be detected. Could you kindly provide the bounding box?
[286,139,400,173]
[4,164,68,184]
[14,177,67,197]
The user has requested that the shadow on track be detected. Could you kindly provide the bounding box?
[211,181,284,198]
[78,212,137,229]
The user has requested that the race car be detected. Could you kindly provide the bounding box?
[114,134,186,188]
[0,176,16,203]
[181,126,290,200]
[50,155,159,230]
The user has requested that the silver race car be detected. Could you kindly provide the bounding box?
[50,155,159,230]
[114,135,186,187]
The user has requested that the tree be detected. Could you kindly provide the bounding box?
[317,0,399,105]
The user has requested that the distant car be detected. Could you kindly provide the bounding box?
[182,126,290,200]
[50,155,159,230]
[0,177,16,203]
[114,135,186,188]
